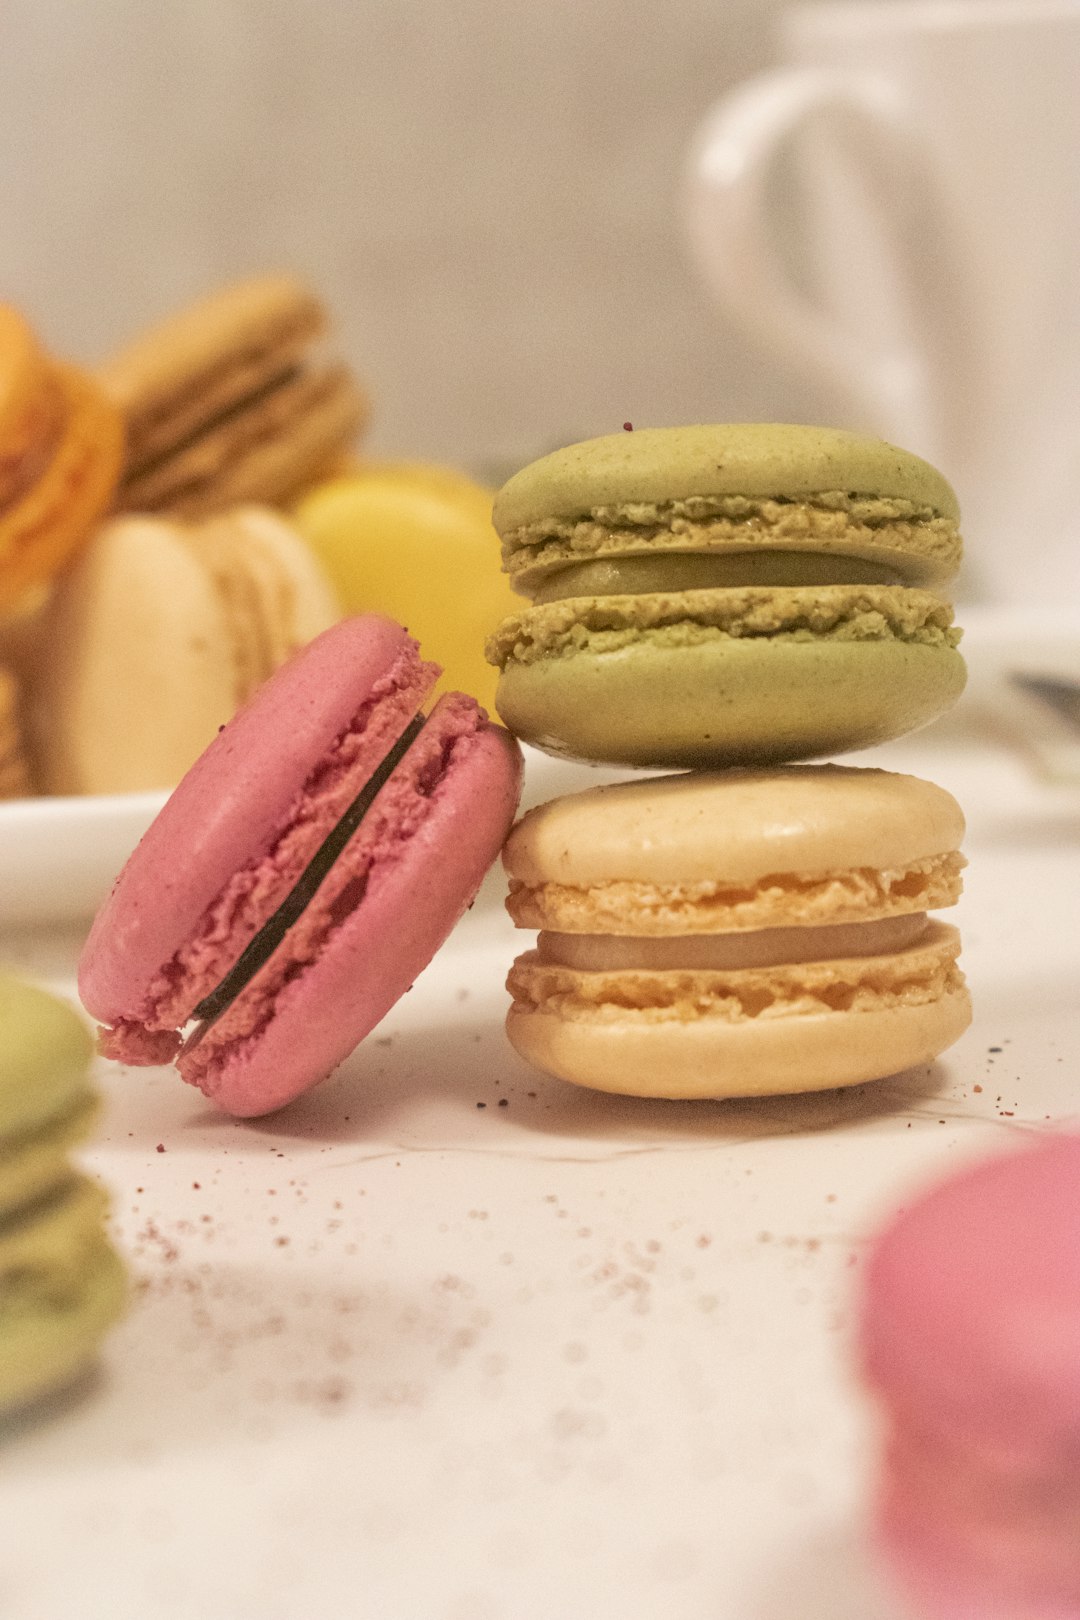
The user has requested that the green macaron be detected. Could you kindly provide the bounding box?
[0,972,126,1412]
[0,1174,127,1412]
[487,424,965,767]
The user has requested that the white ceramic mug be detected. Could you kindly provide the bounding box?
[684,0,1080,601]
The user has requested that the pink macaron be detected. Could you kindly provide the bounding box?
[79,615,523,1116]
[859,1133,1080,1620]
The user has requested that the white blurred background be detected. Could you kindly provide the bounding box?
[0,0,813,477]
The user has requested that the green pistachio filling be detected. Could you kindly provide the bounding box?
[503,493,961,596]
[487,586,961,669]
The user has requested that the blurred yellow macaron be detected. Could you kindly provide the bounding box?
[292,461,518,712]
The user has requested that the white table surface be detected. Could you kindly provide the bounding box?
[2,610,1079,1620]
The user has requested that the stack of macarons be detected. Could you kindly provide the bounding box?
[0,273,375,797]
[487,424,973,1098]
[3,273,544,800]
[0,972,126,1412]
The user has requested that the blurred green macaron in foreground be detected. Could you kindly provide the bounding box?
[0,972,126,1414]
[486,423,966,767]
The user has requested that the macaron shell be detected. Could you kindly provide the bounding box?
[0,308,67,515]
[493,423,961,532]
[116,366,368,520]
[79,615,433,1029]
[292,465,519,712]
[0,306,48,449]
[28,516,237,795]
[99,272,326,470]
[862,1133,1080,1439]
[184,714,523,1116]
[874,1438,1080,1620]
[495,632,966,767]
[0,363,63,511]
[0,1175,127,1412]
[510,853,964,937]
[0,365,124,612]
[506,983,971,1098]
[0,973,94,1140]
[861,1134,1080,1617]
[0,973,99,1214]
[507,921,968,1080]
[179,505,341,705]
[503,766,967,890]
[0,666,30,797]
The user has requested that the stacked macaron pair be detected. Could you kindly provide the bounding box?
[485,424,973,1098]
[0,973,126,1412]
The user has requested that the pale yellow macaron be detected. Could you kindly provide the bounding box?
[502,766,971,1098]
[293,461,520,712]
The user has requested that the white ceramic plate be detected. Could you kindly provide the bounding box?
[0,791,168,926]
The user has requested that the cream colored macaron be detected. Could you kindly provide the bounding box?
[502,766,971,1098]
[28,508,340,794]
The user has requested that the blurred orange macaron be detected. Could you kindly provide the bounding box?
[0,307,124,614]
[0,667,29,798]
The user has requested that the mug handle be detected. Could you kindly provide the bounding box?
[683,67,970,457]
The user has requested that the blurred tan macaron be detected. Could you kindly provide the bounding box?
[28,506,341,795]
[99,274,369,521]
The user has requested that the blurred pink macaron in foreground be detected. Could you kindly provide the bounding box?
[79,615,523,1117]
[860,1132,1080,1620]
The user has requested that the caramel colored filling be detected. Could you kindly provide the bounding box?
[508,921,965,1024]
[536,912,929,972]
[506,851,966,935]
